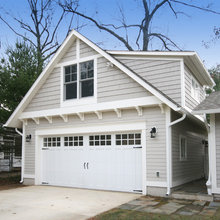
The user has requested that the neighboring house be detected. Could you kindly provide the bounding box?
[193,91,220,197]
[4,30,214,197]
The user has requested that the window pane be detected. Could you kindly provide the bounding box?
[81,79,94,98]
[65,74,70,82]
[71,73,77,81]
[65,83,77,100]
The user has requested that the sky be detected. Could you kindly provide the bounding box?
[0,0,220,69]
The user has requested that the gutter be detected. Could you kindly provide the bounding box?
[203,114,212,195]
[166,108,186,196]
[15,128,24,183]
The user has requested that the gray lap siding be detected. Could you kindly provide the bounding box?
[171,111,207,187]
[23,107,167,183]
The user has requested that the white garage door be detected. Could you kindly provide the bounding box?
[41,133,142,193]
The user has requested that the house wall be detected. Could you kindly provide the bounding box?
[215,113,220,188]
[23,106,167,187]
[117,58,182,105]
[171,110,207,187]
[24,67,61,112]
[97,57,151,102]
[184,66,206,110]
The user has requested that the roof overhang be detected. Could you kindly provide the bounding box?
[192,108,220,115]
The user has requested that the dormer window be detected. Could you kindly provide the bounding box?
[64,60,94,100]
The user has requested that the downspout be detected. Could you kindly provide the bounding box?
[203,114,212,195]
[15,127,24,183]
[166,110,186,196]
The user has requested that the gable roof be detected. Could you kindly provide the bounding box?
[4,29,213,128]
[192,91,220,114]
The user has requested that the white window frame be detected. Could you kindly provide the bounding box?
[191,76,200,102]
[60,57,97,108]
[179,135,187,161]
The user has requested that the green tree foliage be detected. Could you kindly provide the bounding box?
[0,41,39,124]
[209,65,220,92]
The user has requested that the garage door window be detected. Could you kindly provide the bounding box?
[115,133,141,145]
[43,137,61,147]
[89,135,111,146]
[64,136,83,146]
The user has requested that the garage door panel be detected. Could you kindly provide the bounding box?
[41,133,142,193]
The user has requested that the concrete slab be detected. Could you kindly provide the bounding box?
[0,186,140,220]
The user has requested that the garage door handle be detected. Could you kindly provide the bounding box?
[86,162,89,169]
[83,162,86,169]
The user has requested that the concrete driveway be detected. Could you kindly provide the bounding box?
[0,186,140,220]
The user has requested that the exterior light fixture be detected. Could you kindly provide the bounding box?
[150,127,157,138]
[26,134,31,142]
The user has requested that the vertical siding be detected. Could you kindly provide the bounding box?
[185,66,206,110]
[97,57,151,102]
[117,58,181,105]
[24,107,167,183]
[58,40,76,63]
[80,40,98,58]
[24,67,61,112]
[215,114,220,188]
[171,111,207,186]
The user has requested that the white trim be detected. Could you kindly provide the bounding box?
[77,112,84,121]
[60,114,68,122]
[108,51,197,56]
[180,59,185,107]
[32,117,39,125]
[114,109,122,118]
[165,107,172,193]
[135,106,143,116]
[210,114,218,194]
[95,111,102,119]
[35,121,147,136]
[146,181,167,187]
[142,128,147,195]
[76,38,80,60]
[23,174,35,179]
[21,122,25,183]
[55,54,102,68]
[45,116,52,124]
[60,57,98,108]
[113,55,183,61]
[20,96,161,119]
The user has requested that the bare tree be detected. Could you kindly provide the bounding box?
[0,0,79,74]
[60,0,220,51]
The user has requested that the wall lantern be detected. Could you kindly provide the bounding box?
[26,134,31,142]
[150,127,157,138]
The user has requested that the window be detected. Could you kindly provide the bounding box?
[179,136,187,161]
[64,65,77,100]
[115,133,141,146]
[43,137,61,147]
[64,136,83,147]
[191,77,200,102]
[80,60,94,98]
[89,135,111,146]
[64,60,94,100]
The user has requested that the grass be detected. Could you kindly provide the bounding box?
[89,207,220,220]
